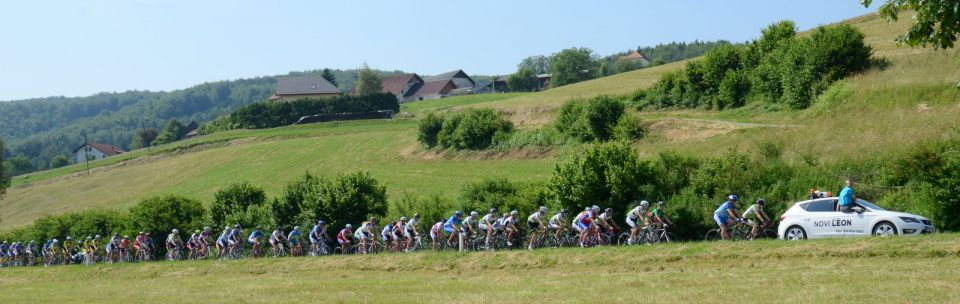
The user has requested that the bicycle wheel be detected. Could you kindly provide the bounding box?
[616,232,632,246]
[704,229,722,241]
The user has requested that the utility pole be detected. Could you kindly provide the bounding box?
[82,130,90,175]
[141,119,150,152]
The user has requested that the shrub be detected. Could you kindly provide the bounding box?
[229,93,399,129]
[389,193,453,232]
[459,178,546,214]
[549,141,656,219]
[129,195,206,255]
[417,112,444,148]
[295,171,388,232]
[611,114,645,141]
[556,96,637,142]
[434,108,514,150]
[209,181,269,229]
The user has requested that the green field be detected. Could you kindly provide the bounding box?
[2,12,959,230]
[2,234,959,303]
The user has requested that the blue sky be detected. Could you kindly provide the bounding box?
[0,1,875,101]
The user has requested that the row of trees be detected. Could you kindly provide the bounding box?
[634,21,873,110]
[224,93,400,130]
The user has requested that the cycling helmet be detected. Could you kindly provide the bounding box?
[234,224,241,228]
[114,233,120,237]
[86,236,92,240]
[539,206,548,213]
[369,217,377,222]
[511,210,518,216]
[584,207,590,211]
[605,208,613,213]
[640,200,650,207]
[294,226,300,230]
[172,229,178,233]
[146,233,151,236]
[591,205,600,211]
[318,220,326,225]
[124,236,129,239]
[490,208,497,214]
[345,224,353,229]
[728,194,739,201]
[53,239,59,243]
[67,237,72,240]
[455,210,463,217]
[560,208,568,214]
[256,226,262,230]
[756,198,766,205]
[139,231,144,235]
[470,211,478,217]
[95,234,101,238]
[414,213,421,218]
[400,216,408,221]
[204,227,211,231]
[30,240,35,244]
[224,226,230,230]
[657,201,665,206]
[195,230,201,234]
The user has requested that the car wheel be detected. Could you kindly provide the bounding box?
[873,222,897,237]
[785,226,806,241]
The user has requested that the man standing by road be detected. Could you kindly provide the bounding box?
[838,179,856,213]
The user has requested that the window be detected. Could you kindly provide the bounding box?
[804,200,837,212]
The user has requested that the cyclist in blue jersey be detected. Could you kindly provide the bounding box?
[443,211,463,247]
[714,195,744,240]
[248,226,264,256]
[287,226,303,256]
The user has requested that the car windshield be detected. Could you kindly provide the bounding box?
[856,199,887,211]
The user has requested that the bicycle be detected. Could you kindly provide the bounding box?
[272,243,287,258]
[705,222,750,241]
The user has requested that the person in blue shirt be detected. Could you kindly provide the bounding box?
[838,179,857,213]
[714,195,744,240]
[443,211,463,246]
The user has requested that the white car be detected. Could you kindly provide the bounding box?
[778,197,934,240]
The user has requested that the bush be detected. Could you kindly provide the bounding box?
[295,171,388,232]
[209,181,270,229]
[389,193,453,232]
[459,178,547,215]
[556,96,639,142]
[611,114,645,141]
[431,108,514,150]
[129,195,206,256]
[417,113,444,148]
[549,141,656,219]
[230,93,399,129]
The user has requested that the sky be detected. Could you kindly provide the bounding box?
[0,0,876,101]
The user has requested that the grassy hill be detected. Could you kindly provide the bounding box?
[2,234,959,302]
[2,12,959,229]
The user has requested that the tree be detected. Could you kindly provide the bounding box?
[321,68,338,87]
[549,141,656,217]
[209,181,271,229]
[5,154,36,176]
[517,55,551,74]
[863,0,960,49]
[128,195,206,256]
[355,64,383,96]
[417,112,445,148]
[296,171,388,232]
[506,67,537,92]
[50,155,71,169]
[152,119,185,146]
[133,128,159,149]
[0,138,8,199]
[549,47,599,87]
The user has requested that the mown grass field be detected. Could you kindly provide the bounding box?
[2,12,959,230]
[2,234,959,303]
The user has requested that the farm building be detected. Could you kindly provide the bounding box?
[73,143,125,163]
[619,50,650,66]
[380,73,425,103]
[269,76,342,102]
[424,70,475,91]
[407,79,457,101]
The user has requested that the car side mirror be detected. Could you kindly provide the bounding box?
[855,207,864,214]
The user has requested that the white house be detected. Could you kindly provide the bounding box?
[73,143,125,163]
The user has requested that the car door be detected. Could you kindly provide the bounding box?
[803,200,838,238]
[840,203,873,237]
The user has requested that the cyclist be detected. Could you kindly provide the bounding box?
[743,198,771,240]
[134,232,145,258]
[0,241,9,266]
[572,206,597,247]
[229,224,244,255]
[462,211,478,240]
[354,218,377,254]
[215,226,230,259]
[288,226,303,256]
[429,220,444,250]
[45,239,59,266]
[119,236,130,261]
[714,195,744,240]
[62,237,74,264]
[527,206,548,250]
[187,230,202,259]
[381,221,396,251]
[548,209,568,243]
[309,220,329,255]
[269,227,286,257]
[144,233,155,259]
[393,218,407,252]
[106,233,121,263]
[199,227,212,258]
[626,201,652,245]
[404,213,421,251]
[24,240,37,265]
[479,209,499,249]
[503,210,520,247]
[651,201,674,229]
[166,229,183,260]
[248,226,265,257]
[443,211,463,247]
[597,208,620,244]
[336,224,353,254]
[83,236,96,263]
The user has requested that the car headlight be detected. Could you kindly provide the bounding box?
[899,216,920,223]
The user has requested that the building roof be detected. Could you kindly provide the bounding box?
[275,76,340,95]
[412,80,455,97]
[73,143,125,156]
[536,73,551,79]
[619,51,649,62]
[380,73,424,96]
[424,70,474,85]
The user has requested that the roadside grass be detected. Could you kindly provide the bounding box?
[2,234,959,303]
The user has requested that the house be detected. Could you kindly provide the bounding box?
[380,73,425,103]
[268,76,342,102]
[536,74,551,91]
[408,79,456,101]
[619,50,650,66]
[477,75,509,93]
[424,70,475,90]
[182,121,199,138]
[73,143,125,163]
